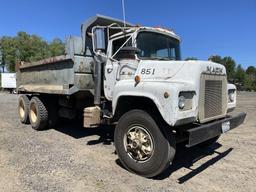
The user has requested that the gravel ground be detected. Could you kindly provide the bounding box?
[0,91,255,192]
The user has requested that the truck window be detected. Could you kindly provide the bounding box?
[112,36,132,60]
[137,31,181,60]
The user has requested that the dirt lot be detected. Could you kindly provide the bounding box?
[0,92,255,192]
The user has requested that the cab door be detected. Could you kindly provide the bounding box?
[104,35,132,100]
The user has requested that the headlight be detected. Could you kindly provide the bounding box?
[178,96,185,109]
[229,91,235,102]
[178,92,195,110]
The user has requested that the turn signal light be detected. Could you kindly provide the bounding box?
[134,75,141,83]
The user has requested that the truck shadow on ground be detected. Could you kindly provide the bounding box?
[155,144,233,182]
[54,121,233,182]
[115,143,233,181]
[53,120,114,145]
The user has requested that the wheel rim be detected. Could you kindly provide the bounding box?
[19,100,25,119]
[124,125,154,162]
[30,102,37,123]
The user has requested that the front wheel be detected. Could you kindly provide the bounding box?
[114,110,176,178]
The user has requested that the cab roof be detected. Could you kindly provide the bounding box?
[110,26,181,41]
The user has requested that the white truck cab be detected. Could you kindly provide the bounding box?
[93,25,238,126]
[90,18,245,177]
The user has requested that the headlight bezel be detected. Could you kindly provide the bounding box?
[178,91,195,111]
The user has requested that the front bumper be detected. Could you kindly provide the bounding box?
[186,112,246,147]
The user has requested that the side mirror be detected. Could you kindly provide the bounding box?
[92,28,106,52]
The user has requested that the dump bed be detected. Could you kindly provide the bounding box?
[17,54,95,95]
[16,14,133,96]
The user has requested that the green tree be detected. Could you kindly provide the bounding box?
[15,32,50,62]
[48,38,65,56]
[244,75,253,91]
[0,32,65,72]
[208,55,236,82]
[0,36,18,72]
[245,66,256,90]
[208,55,223,64]
[246,66,256,76]
[222,56,236,81]
[235,64,246,85]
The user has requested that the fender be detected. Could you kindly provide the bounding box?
[112,79,197,126]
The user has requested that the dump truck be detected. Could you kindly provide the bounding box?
[17,15,246,177]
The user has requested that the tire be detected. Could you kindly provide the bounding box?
[114,109,176,178]
[18,95,30,124]
[198,135,220,148]
[29,97,48,130]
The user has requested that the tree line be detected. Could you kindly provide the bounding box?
[185,56,256,91]
[0,31,65,72]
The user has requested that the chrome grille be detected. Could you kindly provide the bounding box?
[204,80,222,118]
[199,74,227,123]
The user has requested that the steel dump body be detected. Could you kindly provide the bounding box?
[17,15,132,96]
[17,55,95,95]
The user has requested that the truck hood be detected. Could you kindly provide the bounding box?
[136,60,226,83]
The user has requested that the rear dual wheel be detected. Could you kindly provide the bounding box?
[29,97,48,130]
[18,95,30,124]
[18,95,56,130]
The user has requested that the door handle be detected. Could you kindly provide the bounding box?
[106,67,113,73]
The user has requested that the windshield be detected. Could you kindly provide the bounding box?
[137,31,181,60]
